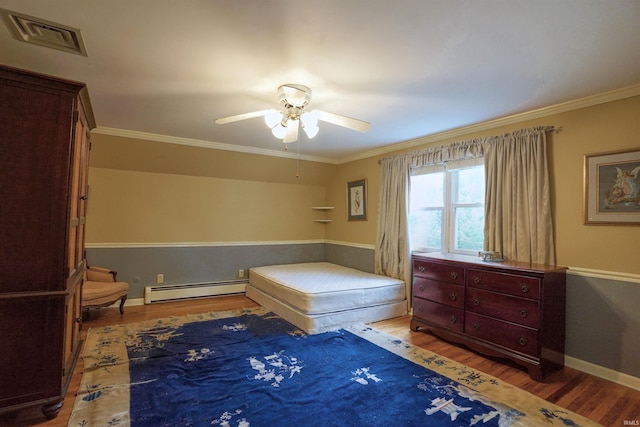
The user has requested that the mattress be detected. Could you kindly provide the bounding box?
[246,285,407,334]
[246,262,407,334]
[248,262,406,315]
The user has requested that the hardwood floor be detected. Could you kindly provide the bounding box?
[5,296,639,426]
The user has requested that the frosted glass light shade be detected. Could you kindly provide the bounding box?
[264,109,282,128]
[303,125,319,138]
[271,123,286,139]
[301,110,319,128]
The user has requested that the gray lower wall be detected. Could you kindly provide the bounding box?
[325,243,375,273]
[86,243,639,380]
[565,273,640,379]
[86,242,326,299]
[86,242,375,300]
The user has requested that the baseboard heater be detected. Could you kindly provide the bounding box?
[144,280,247,304]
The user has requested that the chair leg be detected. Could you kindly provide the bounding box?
[119,296,127,314]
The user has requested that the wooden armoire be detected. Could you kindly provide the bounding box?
[0,65,95,419]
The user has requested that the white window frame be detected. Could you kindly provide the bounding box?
[410,157,484,255]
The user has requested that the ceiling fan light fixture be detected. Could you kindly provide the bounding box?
[271,123,286,139]
[264,109,282,128]
[284,119,299,143]
[301,110,319,128]
[216,83,369,145]
[303,124,319,139]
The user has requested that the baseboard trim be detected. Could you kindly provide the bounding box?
[124,298,144,306]
[565,355,640,391]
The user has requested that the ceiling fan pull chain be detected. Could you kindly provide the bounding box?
[296,139,301,178]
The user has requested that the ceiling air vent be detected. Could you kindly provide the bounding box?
[0,8,87,56]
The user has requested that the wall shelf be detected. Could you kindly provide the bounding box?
[312,206,334,223]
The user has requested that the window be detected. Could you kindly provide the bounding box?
[409,158,485,255]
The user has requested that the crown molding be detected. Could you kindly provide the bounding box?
[91,84,640,166]
[337,83,640,164]
[91,127,339,164]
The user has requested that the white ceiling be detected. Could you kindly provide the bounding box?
[1,0,639,163]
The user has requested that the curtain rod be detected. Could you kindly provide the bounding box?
[377,125,561,164]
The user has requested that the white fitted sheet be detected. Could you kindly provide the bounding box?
[248,262,406,315]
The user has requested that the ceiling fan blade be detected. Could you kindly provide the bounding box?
[215,110,270,125]
[283,120,299,143]
[316,111,370,132]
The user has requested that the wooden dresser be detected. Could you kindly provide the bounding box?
[0,65,95,419]
[410,252,566,381]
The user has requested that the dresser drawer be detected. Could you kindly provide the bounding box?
[413,278,464,309]
[467,268,540,300]
[466,288,539,328]
[465,312,538,357]
[413,297,464,332]
[413,259,465,285]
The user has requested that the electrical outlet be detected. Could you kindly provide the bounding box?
[156,273,164,284]
[238,269,245,278]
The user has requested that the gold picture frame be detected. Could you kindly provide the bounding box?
[347,179,367,221]
[583,148,640,225]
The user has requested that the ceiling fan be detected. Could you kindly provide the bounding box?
[215,84,370,143]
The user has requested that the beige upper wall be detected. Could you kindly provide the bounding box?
[90,133,336,185]
[86,168,329,243]
[86,134,334,244]
[328,95,640,274]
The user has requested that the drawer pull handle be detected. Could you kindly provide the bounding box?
[450,293,457,301]
[419,284,425,292]
[449,315,457,323]
[450,271,458,280]
[520,308,528,317]
[520,284,529,293]
[473,298,480,306]
[519,337,528,346]
[472,323,480,331]
[418,305,424,313]
[473,276,481,284]
[418,266,425,272]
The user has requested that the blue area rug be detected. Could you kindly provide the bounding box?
[69,307,600,426]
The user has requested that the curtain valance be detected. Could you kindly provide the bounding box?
[380,125,554,168]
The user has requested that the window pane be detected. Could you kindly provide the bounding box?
[409,161,484,255]
[410,172,444,209]
[454,206,484,251]
[409,209,442,250]
[456,166,485,204]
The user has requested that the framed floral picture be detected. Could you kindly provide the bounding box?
[584,148,640,225]
[347,179,367,221]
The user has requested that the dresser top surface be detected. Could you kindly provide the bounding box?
[412,252,567,274]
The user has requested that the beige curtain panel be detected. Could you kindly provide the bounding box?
[484,126,555,265]
[375,126,555,291]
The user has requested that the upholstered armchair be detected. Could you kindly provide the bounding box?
[82,266,129,315]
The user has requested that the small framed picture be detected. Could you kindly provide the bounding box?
[347,179,367,221]
[584,148,640,225]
